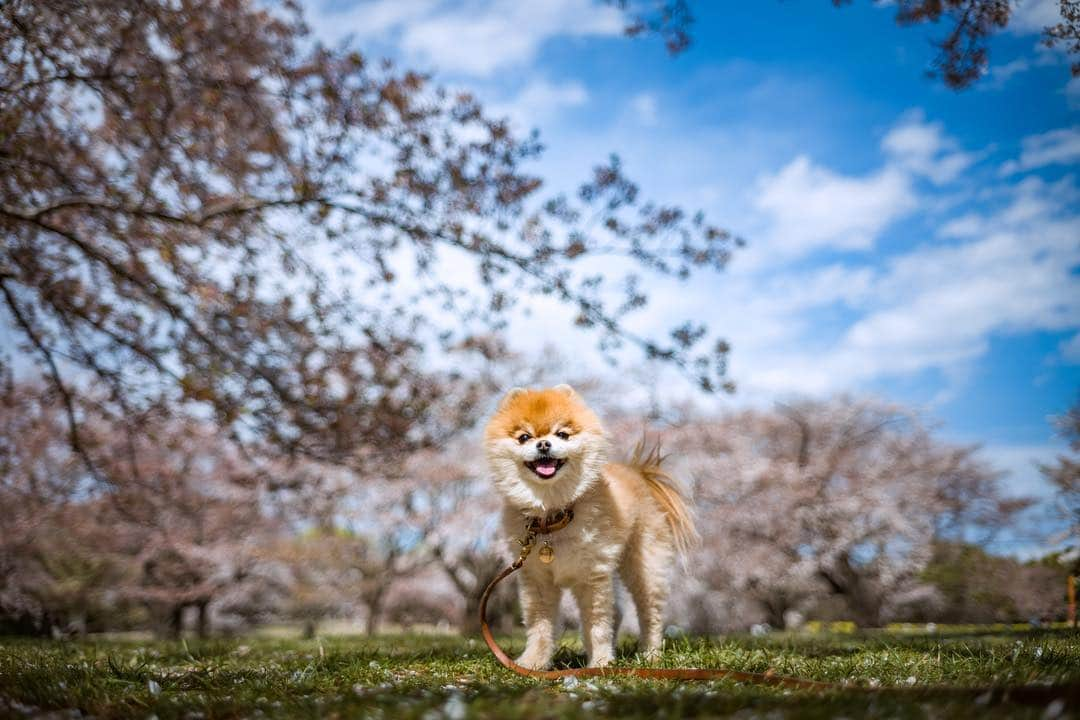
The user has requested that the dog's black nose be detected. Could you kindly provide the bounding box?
[536,439,551,453]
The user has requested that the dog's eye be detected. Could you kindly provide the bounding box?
[555,431,570,440]
[516,433,531,444]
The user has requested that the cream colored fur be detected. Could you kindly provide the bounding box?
[484,386,695,669]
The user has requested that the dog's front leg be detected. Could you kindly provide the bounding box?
[572,575,616,668]
[516,571,560,670]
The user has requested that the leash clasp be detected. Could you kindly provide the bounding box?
[515,524,537,566]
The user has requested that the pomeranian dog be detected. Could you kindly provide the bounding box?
[484,384,696,669]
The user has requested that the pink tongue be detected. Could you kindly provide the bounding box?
[535,459,557,477]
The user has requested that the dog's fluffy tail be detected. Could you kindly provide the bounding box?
[629,438,699,558]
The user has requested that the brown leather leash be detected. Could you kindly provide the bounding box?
[478,506,834,690]
[478,507,1080,702]
[479,557,837,689]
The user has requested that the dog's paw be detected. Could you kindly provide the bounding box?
[586,652,614,669]
[515,651,552,671]
[637,646,662,664]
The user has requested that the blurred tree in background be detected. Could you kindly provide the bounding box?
[661,398,1030,629]
[3,374,1059,636]
[0,378,115,635]
[1042,399,1080,572]
[0,376,283,636]
[920,541,1067,624]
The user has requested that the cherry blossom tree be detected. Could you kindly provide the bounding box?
[274,525,431,637]
[267,455,448,636]
[422,453,517,635]
[0,376,117,635]
[0,0,739,494]
[0,375,283,637]
[1042,399,1080,572]
[666,397,1026,628]
[85,411,284,637]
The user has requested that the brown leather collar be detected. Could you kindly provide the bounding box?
[525,505,574,535]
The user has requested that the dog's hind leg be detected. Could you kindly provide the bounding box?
[612,580,625,644]
[620,531,673,661]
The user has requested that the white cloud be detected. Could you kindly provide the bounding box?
[882,110,976,184]
[979,444,1060,499]
[756,176,1080,394]
[1067,77,1080,109]
[691,131,1079,399]
[751,157,915,261]
[1061,333,1080,363]
[305,0,436,45]
[629,93,659,126]
[983,50,1059,90]
[844,234,1076,374]
[938,213,983,238]
[308,0,624,76]
[986,57,1033,87]
[1007,0,1062,35]
[486,78,589,130]
[747,111,980,266]
[1000,126,1080,175]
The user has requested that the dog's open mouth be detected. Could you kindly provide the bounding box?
[525,457,565,479]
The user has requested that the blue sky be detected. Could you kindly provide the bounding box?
[304,0,1079,549]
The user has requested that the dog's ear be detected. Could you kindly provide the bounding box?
[497,386,527,410]
[553,384,578,398]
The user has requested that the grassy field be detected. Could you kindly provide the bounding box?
[1,628,1078,719]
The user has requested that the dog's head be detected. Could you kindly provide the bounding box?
[484,384,608,511]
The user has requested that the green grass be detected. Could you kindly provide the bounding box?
[1,628,1078,719]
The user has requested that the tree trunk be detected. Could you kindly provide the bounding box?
[470,586,518,636]
[167,605,184,639]
[819,558,883,628]
[759,594,789,629]
[461,595,482,635]
[365,588,385,636]
[839,573,883,628]
[196,600,210,638]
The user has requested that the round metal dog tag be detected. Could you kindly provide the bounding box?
[538,543,554,564]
